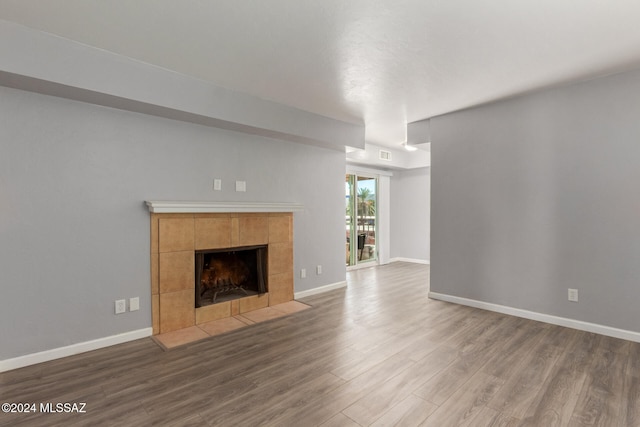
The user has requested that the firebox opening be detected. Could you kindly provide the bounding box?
[195,245,267,308]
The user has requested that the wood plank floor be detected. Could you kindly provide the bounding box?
[1,262,639,426]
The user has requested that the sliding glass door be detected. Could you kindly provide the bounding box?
[345,174,377,266]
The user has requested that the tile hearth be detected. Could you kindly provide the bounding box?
[153,300,310,349]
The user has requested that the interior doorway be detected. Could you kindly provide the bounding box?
[345,174,377,267]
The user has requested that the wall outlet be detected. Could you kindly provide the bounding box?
[213,179,222,191]
[316,265,322,275]
[235,180,246,192]
[129,297,140,311]
[300,268,306,279]
[115,299,126,314]
[568,288,578,302]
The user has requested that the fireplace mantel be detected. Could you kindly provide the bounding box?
[145,201,304,214]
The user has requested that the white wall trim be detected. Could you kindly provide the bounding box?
[347,262,380,271]
[146,201,304,213]
[429,292,640,343]
[0,327,153,373]
[295,281,347,299]
[389,257,430,265]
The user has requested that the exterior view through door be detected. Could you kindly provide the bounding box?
[345,174,377,266]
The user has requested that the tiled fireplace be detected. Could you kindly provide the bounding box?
[147,201,301,335]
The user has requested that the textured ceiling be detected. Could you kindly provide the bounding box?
[2,0,640,148]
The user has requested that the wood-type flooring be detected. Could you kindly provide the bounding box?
[1,262,639,426]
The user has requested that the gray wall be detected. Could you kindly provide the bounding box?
[0,86,345,360]
[431,68,640,332]
[390,168,431,261]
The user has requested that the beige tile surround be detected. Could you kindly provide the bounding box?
[151,212,294,335]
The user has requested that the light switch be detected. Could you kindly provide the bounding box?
[236,181,246,192]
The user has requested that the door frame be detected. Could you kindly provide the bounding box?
[346,166,392,270]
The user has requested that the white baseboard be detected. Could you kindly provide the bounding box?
[0,327,153,373]
[389,257,430,265]
[295,281,347,299]
[428,292,640,343]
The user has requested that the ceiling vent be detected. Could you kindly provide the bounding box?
[379,150,392,161]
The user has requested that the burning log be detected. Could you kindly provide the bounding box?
[200,254,250,303]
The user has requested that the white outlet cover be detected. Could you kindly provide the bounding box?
[115,299,126,314]
[213,179,222,191]
[129,297,140,311]
[300,268,306,278]
[236,181,246,192]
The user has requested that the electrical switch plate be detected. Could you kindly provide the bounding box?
[115,299,126,314]
[568,288,578,302]
[213,179,222,191]
[236,181,246,192]
[300,268,306,278]
[129,297,140,311]
[316,265,322,275]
